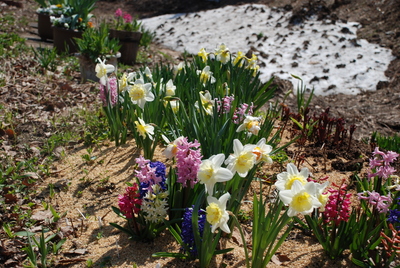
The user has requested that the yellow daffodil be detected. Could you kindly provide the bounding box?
[198,48,209,62]
[275,163,310,191]
[278,180,322,217]
[215,43,230,64]
[197,154,234,195]
[206,192,231,233]
[134,117,154,140]
[224,139,256,177]
[233,51,245,67]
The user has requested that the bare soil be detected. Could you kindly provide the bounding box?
[0,0,400,267]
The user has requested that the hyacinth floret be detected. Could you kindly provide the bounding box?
[368,147,399,179]
[99,77,118,107]
[176,137,202,188]
[388,198,400,230]
[118,184,142,219]
[323,182,351,225]
[358,190,392,214]
[232,102,254,124]
[216,95,234,115]
[135,156,167,198]
[181,206,206,256]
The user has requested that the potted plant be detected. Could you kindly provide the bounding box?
[74,23,121,83]
[109,8,142,65]
[34,0,64,40]
[50,0,97,54]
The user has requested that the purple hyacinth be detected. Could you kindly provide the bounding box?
[388,198,400,230]
[181,206,206,256]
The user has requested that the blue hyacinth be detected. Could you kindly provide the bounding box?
[181,206,206,256]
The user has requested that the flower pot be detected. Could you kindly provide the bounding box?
[78,53,120,83]
[37,13,54,41]
[52,27,82,54]
[109,29,142,65]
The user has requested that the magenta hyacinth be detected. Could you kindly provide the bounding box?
[115,8,123,17]
[118,184,142,218]
[323,182,351,225]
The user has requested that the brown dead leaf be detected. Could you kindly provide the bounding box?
[4,194,18,204]
[31,210,53,221]
[64,248,88,255]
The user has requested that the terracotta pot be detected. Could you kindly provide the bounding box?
[109,29,142,65]
[79,53,120,83]
[37,13,54,41]
[52,27,82,54]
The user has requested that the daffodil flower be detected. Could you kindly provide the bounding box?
[135,117,154,140]
[128,79,154,109]
[198,48,209,62]
[215,43,230,64]
[162,79,176,96]
[144,66,153,82]
[174,62,186,76]
[196,66,216,86]
[224,139,256,177]
[236,115,261,136]
[95,58,115,85]
[252,138,273,164]
[206,192,231,233]
[315,181,329,211]
[195,91,214,115]
[197,154,234,195]
[162,135,185,159]
[275,163,310,191]
[233,51,245,67]
[279,180,322,217]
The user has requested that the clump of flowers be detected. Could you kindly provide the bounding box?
[37,4,70,15]
[112,8,142,32]
[358,190,392,214]
[368,147,399,179]
[112,156,168,241]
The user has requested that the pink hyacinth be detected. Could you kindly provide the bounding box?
[368,147,399,179]
[135,156,162,186]
[232,102,254,124]
[118,184,142,218]
[216,95,234,114]
[115,8,123,17]
[123,13,132,23]
[175,137,202,188]
[323,181,351,225]
[358,190,392,213]
[99,77,118,107]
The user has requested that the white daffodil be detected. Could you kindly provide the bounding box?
[162,135,185,159]
[252,138,273,164]
[198,47,209,62]
[163,79,176,96]
[197,154,234,195]
[174,62,186,76]
[144,66,153,82]
[196,65,216,86]
[315,181,329,211]
[275,163,310,191]
[95,58,115,85]
[135,117,154,140]
[236,115,261,136]
[195,91,214,115]
[215,43,230,64]
[128,79,154,109]
[206,192,231,233]
[224,139,256,177]
[279,180,322,217]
